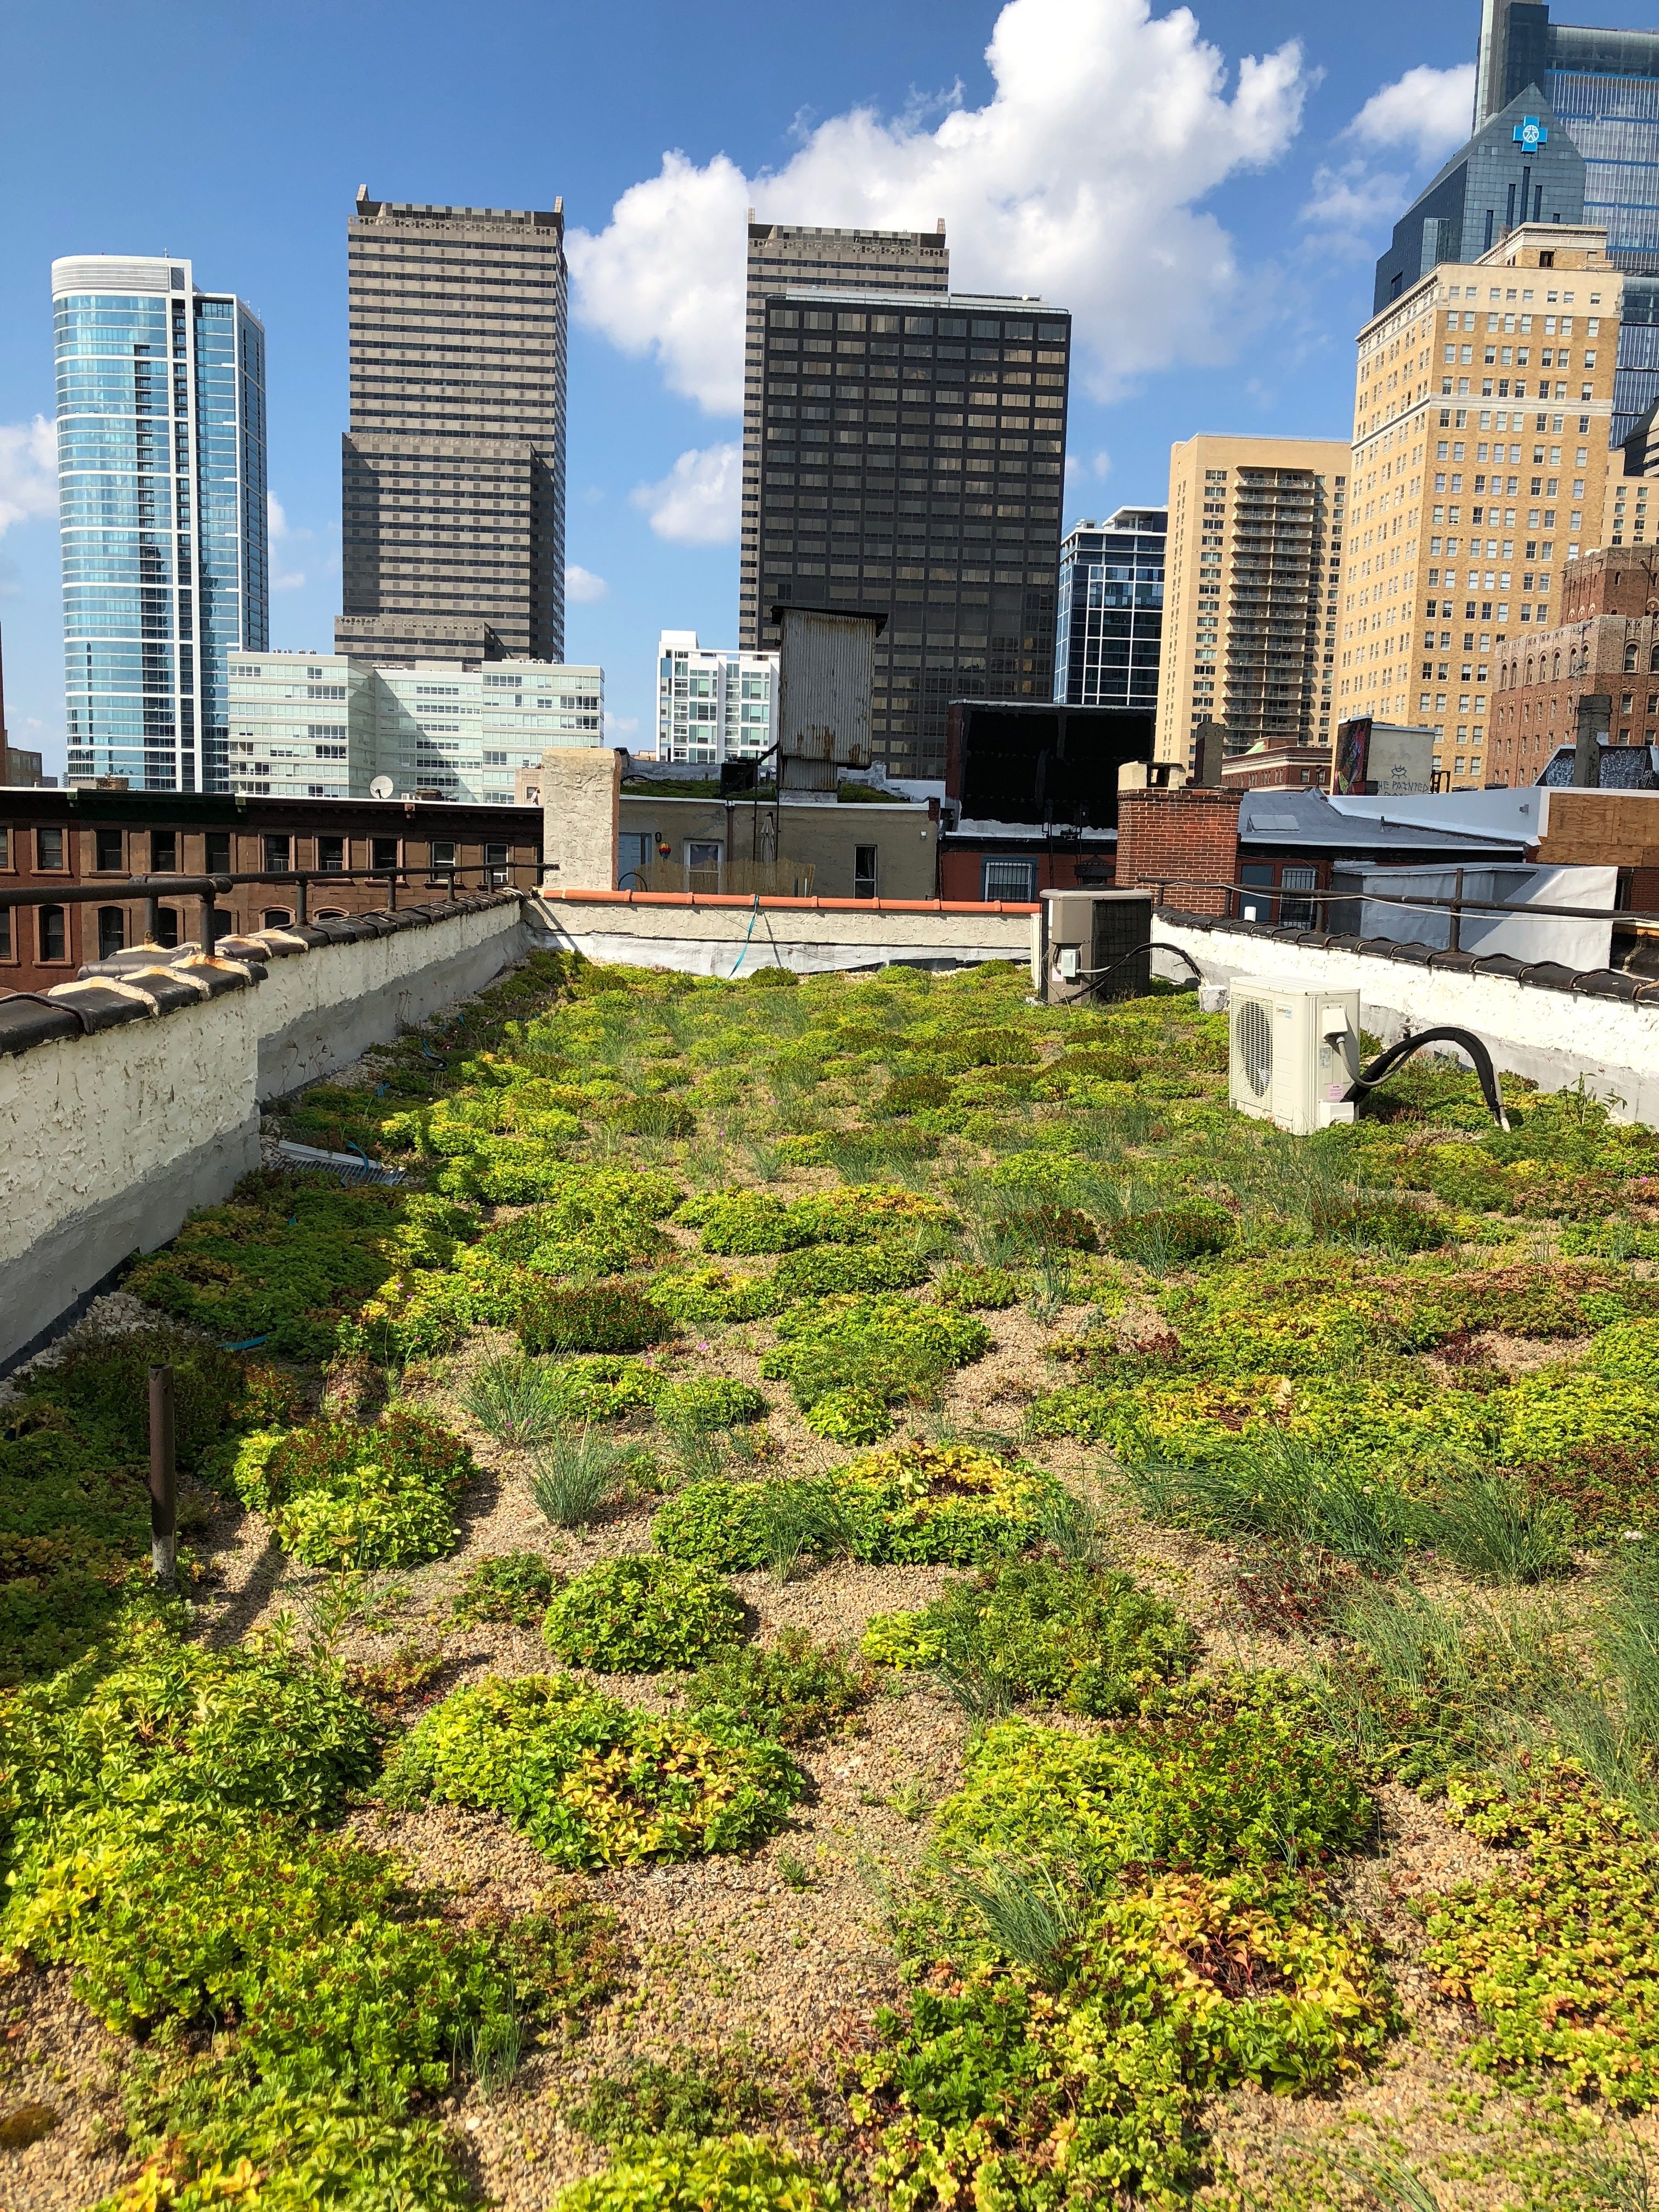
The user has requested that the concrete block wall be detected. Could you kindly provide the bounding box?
[0,893,532,1373]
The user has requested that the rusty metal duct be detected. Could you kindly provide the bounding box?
[771,603,885,793]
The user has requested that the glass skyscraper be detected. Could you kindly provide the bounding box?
[1054,507,1166,710]
[1471,3,1659,444]
[53,256,267,791]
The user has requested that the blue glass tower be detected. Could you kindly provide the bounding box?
[53,256,267,791]
[1472,3,1659,445]
[1053,506,1166,710]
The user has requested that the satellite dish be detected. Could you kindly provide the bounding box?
[369,775,394,799]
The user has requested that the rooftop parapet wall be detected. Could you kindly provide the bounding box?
[0,892,530,1374]
[1153,907,1659,1125]
[528,889,1039,980]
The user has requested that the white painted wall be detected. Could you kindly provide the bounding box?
[528,894,1035,978]
[0,899,532,1373]
[1154,915,1659,1124]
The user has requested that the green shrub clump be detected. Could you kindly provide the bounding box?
[653,1376,769,1432]
[381,1674,802,1865]
[230,1410,473,1567]
[125,1173,473,1358]
[934,1263,1020,1311]
[0,1630,379,1882]
[686,1627,873,1743]
[452,1549,559,1627]
[854,1678,1387,2206]
[654,1445,1059,1571]
[520,1282,674,1355]
[801,1387,893,1445]
[543,1556,747,1673]
[862,1559,1197,1716]
[1108,1202,1236,1267]
[557,2136,840,2212]
[1424,1767,1659,2102]
[762,1296,990,1415]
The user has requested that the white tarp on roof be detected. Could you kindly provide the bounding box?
[1331,861,1617,969]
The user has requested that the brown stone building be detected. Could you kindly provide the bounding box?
[1218,741,1335,791]
[0,789,541,995]
[1489,545,1659,786]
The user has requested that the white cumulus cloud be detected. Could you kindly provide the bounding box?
[1303,62,1476,251]
[0,417,57,536]
[569,0,1310,411]
[1347,62,1475,169]
[631,443,742,545]
[565,562,610,603]
[267,490,309,591]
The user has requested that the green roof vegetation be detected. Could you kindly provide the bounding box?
[15,945,1659,2208]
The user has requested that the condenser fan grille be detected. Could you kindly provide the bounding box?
[1235,998,1272,1098]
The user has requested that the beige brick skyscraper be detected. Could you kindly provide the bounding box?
[1340,222,1621,788]
[1157,435,1350,768]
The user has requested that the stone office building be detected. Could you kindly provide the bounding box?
[338,191,568,668]
[748,281,1071,779]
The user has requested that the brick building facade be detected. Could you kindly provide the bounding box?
[1489,545,1659,786]
[0,789,541,996]
[1114,786,1242,915]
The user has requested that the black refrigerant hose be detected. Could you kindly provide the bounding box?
[1342,1025,1511,1130]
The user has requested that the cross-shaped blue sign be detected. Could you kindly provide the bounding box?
[1514,115,1548,152]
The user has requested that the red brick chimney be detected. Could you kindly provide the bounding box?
[1116,786,1242,917]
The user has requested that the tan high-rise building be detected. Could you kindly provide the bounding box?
[1340,223,1621,789]
[1156,435,1349,768]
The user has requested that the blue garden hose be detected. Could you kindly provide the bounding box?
[729,895,761,978]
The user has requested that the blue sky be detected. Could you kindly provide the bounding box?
[1,0,1651,772]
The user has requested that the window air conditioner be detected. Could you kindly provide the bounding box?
[1228,980,1361,1135]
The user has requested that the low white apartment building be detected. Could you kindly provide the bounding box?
[228,653,603,801]
[656,631,776,765]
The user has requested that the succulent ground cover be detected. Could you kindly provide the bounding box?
[9,950,1659,2208]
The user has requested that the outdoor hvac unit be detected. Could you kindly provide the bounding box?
[1228,981,1361,1135]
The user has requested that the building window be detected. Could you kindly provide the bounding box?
[205,831,232,874]
[94,827,123,872]
[97,906,126,960]
[39,906,66,962]
[371,837,399,872]
[264,834,291,872]
[151,829,177,872]
[854,844,879,900]
[428,839,456,878]
[0,828,8,871]
[484,839,509,887]
[1280,866,1319,928]
[686,839,723,890]
[982,856,1036,901]
[37,827,65,872]
[263,909,292,929]
[318,836,345,872]
[0,910,10,961]
[154,907,179,950]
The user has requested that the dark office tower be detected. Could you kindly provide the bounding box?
[741,222,949,652]
[752,287,1071,778]
[1470,3,1659,442]
[1054,507,1167,710]
[337,191,567,667]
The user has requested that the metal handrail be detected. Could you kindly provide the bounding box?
[1148,873,1659,941]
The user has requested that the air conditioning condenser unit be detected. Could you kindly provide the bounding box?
[1228,979,1361,1135]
